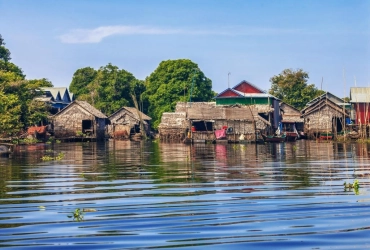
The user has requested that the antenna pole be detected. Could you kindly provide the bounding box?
[228,72,231,88]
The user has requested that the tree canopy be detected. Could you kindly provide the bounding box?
[0,34,52,136]
[143,59,215,128]
[69,63,145,116]
[269,68,324,110]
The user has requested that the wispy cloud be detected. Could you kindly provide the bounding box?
[59,25,301,44]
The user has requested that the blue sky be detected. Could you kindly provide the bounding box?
[0,0,369,98]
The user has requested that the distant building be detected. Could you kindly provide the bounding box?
[214,80,279,131]
[350,87,370,125]
[36,87,75,114]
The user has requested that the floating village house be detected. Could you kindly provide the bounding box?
[158,102,270,142]
[27,87,75,139]
[350,87,370,125]
[279,102,304,140]
[107,107,152,139]
[52,100,108,140]
[214,80,280,133]
[350,87,370,137]
[300,92,350,139]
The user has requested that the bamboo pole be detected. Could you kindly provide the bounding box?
[131,93,147,140]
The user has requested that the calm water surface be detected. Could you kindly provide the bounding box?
[1,140,370,249]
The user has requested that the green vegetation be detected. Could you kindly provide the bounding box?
[69,63,145,116]
[143,59,215,128]
[0,34,334,135]
[344,179,360,195]
[67,208,84,222]
[269,69,324,110]
[42,152,65,161]
[76,131,85,137]
[18,138,40,144]
[0,34,52,137]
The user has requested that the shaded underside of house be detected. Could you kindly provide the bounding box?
[158,102,270,141]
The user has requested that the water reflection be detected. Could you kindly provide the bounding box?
[0,140,370,249]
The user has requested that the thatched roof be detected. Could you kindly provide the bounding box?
[109,107,151,121]
[280,102,303,123]
[158,112,187,129]
[53,100,107,119]
[305,92,348,107]
[169,102,270,125]
[301,98,348,117]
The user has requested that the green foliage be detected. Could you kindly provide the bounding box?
[76,131,85,137]
[18,138,39,144]
[67,208,84,222]
[0,34,52,136]
[69,63,144,116]
[27,78,53,88]
[0,34,11,63]
[41,152,64,161]
[69,67,97,97]
[143,59,215,128]
[344,179,360,195]
[269,68,324,110]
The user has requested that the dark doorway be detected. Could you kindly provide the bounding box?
[333,117,343,133]
[192,121,213,131]
[82,120,93,134]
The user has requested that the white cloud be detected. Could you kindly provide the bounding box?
[59,25,185,44]
[59,25,301,44]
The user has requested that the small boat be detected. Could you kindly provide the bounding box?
[285,132,298,141]
[319,132,333,140]
[261,134,286,143]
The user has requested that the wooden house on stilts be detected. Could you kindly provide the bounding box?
[107,107,152,140]
[214,80,280,134]
[158,102,270,143]
[279,102,304,141]
[350,87,370,138]
[301,92,350,139]
[52,100,108,141]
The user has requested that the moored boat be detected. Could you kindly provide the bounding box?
[319,132,333,140]
[285,132,298,141]
[261,133,286,143]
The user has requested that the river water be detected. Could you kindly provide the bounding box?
[0,140,370,249]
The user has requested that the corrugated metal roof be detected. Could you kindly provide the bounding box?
[232,80,266,93]
[215,88,276,99]
[305,92,347,107]
[232,90,275,98]
[350,87,370,103]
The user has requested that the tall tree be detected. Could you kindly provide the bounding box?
[269,68,324,110]
[0,34,11,63]
[69,63,145,116]
[143,59,215,128]
[0,34,51,136]
[69,67,97,97]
